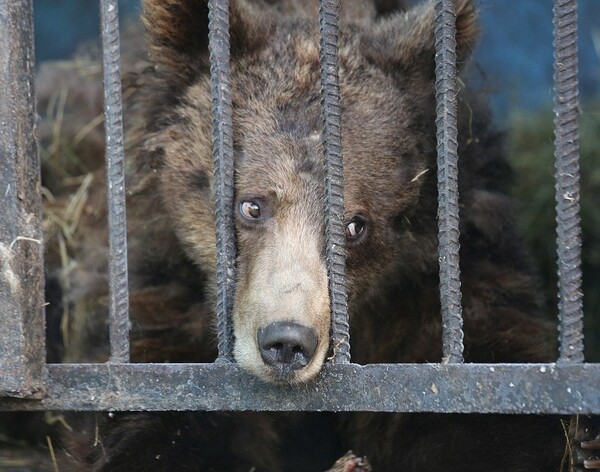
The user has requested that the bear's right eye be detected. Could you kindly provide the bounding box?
[240,201,262,220]
[345,216,367,243]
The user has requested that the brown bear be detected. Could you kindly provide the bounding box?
[39,0,571,470]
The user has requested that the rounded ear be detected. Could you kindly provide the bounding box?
[360,0,478,79]
[143,0,276,86]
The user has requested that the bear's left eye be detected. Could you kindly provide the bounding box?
[345,216,367,242]
[240,201,262,220]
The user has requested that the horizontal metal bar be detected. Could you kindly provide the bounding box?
[1,363,599,414]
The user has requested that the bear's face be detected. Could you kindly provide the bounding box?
[143,0,477,384]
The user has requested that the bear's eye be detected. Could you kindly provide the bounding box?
[240,201,262,220]
[345,216,367,242]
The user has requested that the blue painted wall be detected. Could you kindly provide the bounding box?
[34,0,139,63]
[34,0,600,116]
[475,0,600,117]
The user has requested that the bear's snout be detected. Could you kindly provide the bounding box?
[257,321,318,378]
[232,209,330,384]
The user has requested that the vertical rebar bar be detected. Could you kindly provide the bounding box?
[208,0,236,362]
[319,0,350,364]
[100,0,130,363]
[553,0,584,363]
[434,0,464,364]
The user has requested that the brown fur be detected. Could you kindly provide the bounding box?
[40,0,570,470]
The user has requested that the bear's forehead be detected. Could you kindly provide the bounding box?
[177,18,425,214]
[228,55,410,164]
[182,18,414,149]
[229,19,406,111]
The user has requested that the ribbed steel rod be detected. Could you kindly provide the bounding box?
[100,0,130,363]
[208,0,236,362]
[319,0,350,364]
[553,0,584,363]
[434,0,464,364]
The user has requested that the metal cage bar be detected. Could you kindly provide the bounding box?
[0,0,599,419]
[0,0,45,398]
[208,0,236,362]
[553,0,584,363]
[100,0,131,363]
[434,0,464,364]
[1,363,600,414]
[319,0,350,364]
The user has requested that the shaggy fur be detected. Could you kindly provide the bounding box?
[40,0,572,470]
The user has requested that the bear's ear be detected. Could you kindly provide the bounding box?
[143,0,276,85]
[360,0,478,79]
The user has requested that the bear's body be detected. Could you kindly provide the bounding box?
[43,0,570,470]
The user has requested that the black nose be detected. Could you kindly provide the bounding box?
[257,321,318,371]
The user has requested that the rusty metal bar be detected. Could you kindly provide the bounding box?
[1,363,600,413]
[100,0,130,363]
[319,0,350,364]
[434,0,464,363]
[0,0,45,398]
[208,0,236,362]
[553,0,584,363]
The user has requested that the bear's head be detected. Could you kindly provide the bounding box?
[137,0,478,384]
